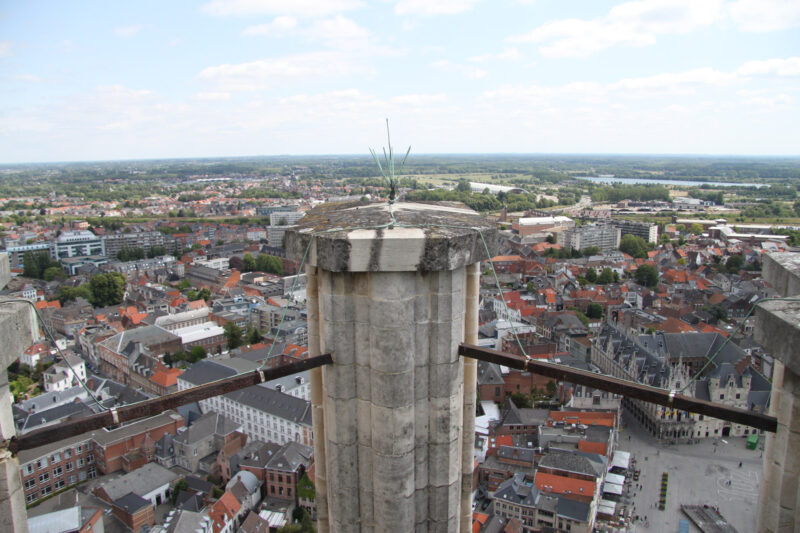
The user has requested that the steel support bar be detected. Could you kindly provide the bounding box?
[458,344,777,433]
[11,353,334,454]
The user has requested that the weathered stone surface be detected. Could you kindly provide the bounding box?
[286,201,498,272]
[755,298,800,377]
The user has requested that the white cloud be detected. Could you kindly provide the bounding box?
[432,59,487,79]
[194,92,232,101]
[198,51,367,91]
[728,0,800,32]
[469,47,522,63]
[307,15,371,49]
[0,41,12,58]
[611,67,738,93]
[242,16,297,36]
[11,74,44,82]
[509,0,723,57]
[114,25,143,38]
[390,93,448,105]
[737,57,800,77]
[202,0,362,17]
[394,0,482,16]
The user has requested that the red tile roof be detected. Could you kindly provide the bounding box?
[534,472,596,498]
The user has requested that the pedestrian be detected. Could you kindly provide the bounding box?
[739,461,742,468]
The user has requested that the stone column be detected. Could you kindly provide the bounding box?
[459,262,479,532]
[287,202,496,533]
[0,253,38,533]
[754,252,800,533]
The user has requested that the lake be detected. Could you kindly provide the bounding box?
[577,176,768,188]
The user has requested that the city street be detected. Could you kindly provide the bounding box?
[614,410,761,533]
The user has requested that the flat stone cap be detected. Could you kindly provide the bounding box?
[762,252,800,298]
[285,200,498,272]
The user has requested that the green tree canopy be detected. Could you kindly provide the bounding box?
[224,322,244,350]
[619,234,649,258]
[242,252,256,272]
[597,267,615,285]
[585,268,597,283]
[635,264,659,288]
[586,302,603,319]
[89,272,127,307]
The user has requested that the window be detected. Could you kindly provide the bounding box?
[26,493,37,504]
[736,393,741,399]
[68,475,76,485]
[51,453,61,463]
[25,479,36,490]
[720,394,725,400]
[24,464,34,475]
[77,458,84,467]
[40,486,52,497]
[64,449,71,459]
[39,473,50,483]
[88,467,96,479]
[53,466,63,477]
[66,462,73,472]
[87,456,94,464]
[36,458,48,469]
[54,479,65,490]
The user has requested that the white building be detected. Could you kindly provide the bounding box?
[193,257,230,271]
[53,230,105,259]
[177,359,313,447]
[42,354,87,393]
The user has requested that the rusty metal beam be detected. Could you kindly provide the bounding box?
[11,353,333,454]
[458,344,777,433]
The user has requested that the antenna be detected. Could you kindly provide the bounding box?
[369,119,411,205]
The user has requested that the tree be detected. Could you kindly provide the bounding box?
[58,284,93,305]
[582,246,600,257]
[545,234,556,244]
[247,326,262,345]
[229,256,244,271]
[189,346,207,363]
[619,234,648,258]
[224,322,243,350]
[242,252,256,272]
[586,302,603,319]
[546,380,557,397]
[171,479,188,505]
[635,264,659,288]
[510,392,532,408]
[455,179,471,192]
[89,272,126,307]
[726,254,744,272]
[585,268,597,283]
[688,223,704,235]
[597,267,615,285]
[43,266,65,281]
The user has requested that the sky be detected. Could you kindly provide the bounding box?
[0,0,799,163]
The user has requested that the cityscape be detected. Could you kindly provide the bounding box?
[2,1,799,532]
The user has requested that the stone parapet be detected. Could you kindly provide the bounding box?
[755,252,800,533]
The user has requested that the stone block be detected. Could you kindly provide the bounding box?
[374,492,414,533]
[778,467,798,510]
[369,326,413,373]
[762,252,800,298]
[371,404,415,455]
[324,364,357,401]
[0,450,27,533]
[325,321,356,366]
[358,443,374,496]
[414,365,429,402]
[415,399,430,445]
[428,441,461,487]
[0,254,9,290]
[429,396,462,444]
[0,384,15,442]
[414,291,431,324]
[356,364,372,401]
[0,299,37,368]
[324,397,358,445]
[428,361,463,399]
[414,487,429,529]
[358,488,375,531]
[428,483,460,522]
[414,323,430,368]
[370,271,418,301]
[354,322,371,367]
[755,299,800,376]
[371,369,414,409]
[370,296,415,326]
[357,399,372,447]
[326,442,359,491]
[414,444,429,488]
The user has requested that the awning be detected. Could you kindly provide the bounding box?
[605,472,625,485]
[598,500,617,516]
[608,450,631,470]
[602,482,624,495]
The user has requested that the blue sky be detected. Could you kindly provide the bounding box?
[1,0,798,163]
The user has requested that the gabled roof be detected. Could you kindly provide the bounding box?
[534,471,595,498]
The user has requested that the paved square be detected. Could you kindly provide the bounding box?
[612,411,762,532]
